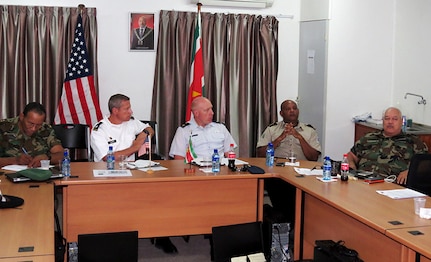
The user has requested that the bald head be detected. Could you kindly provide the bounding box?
[191,97,214,127]
[280,100,299,124]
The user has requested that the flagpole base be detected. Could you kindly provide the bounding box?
[184,168,195,174]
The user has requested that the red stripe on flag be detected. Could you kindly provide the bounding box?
[185,9,205,122]
[54,14,103,128]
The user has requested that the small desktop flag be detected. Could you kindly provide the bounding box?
[54,14,103,128]
[185,136,197,163]
[138,136,151,157]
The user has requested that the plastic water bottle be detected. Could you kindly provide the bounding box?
[341,153,349,181]
[107,146,115,170]
[227,143,236,170]
[62,148,71,177]
[266,142,274,167]
[323,156,332,181]
[212,149,220,173]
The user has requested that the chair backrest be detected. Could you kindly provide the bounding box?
[78,231,138,262]
[52,124,91,162]
[406,153,431,196]
[212,222,265,262]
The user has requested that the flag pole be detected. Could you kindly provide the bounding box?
[147,134,154,174]
[78,4,85,15]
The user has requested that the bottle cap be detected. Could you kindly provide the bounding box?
[214,149,218,153]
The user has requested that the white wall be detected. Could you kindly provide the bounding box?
[6,0,299,121]
[324,0,395,158]
[393,0,431,125]
[5,0,431,159]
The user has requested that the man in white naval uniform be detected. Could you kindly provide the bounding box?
[169,96,237,159]
[91,94,153,162]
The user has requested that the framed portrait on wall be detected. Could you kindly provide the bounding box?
[129,13,155,51]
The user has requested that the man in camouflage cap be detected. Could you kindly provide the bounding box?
[348,107,428,184]
[0,102,64,168]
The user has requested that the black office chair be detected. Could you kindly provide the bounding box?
[136,120,165,160]
[78,231,138,262]
[406,153,431,196]
[212,222,265,262]
[53,124,91,162]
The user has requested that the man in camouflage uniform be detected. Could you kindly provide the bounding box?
[256,99,321,161]
[0,102,64,168]
[348,107,428,184]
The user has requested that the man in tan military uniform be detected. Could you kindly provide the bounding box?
[0,102,64,168]
[256,100,321,161]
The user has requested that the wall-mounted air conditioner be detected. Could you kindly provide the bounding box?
[191,0,274,9]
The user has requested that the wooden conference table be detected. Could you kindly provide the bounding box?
[0,178,54,261]
[55,160,270,242]
[3,158,430,261]
[271,161,431,262]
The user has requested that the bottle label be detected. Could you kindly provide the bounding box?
[341,163,349,171]
[228,152,236,159]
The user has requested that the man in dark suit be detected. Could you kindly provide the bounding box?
[130,15,154,50]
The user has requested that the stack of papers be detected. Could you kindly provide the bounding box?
[93,170,132,177]
[294,167,323,176]
[376,188,426,199]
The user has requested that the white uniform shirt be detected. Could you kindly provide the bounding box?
[256,121,321,160]
[91,116,149,162]
[169,119,237,158]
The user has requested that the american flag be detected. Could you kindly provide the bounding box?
[54,14,102,128]
[138,136,151,157]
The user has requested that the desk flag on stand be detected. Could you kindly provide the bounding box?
[185,135,197,163]
[185,3,205,122]
[54,14,103,128]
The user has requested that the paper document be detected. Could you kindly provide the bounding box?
[316,176,337,183]
[220,158,249,166]
[294,167,323,176]
[138,166,168,172]
[376,188,426,199]
[285,161,300,166]
[93,170,132,177]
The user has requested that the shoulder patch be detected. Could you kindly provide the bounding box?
[214,121,226,126]
[269,122,278,127]
[93,122,103,131]
[181,123,190,128]
[306,124,316,130]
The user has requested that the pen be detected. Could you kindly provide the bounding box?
[22,147,29,155]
